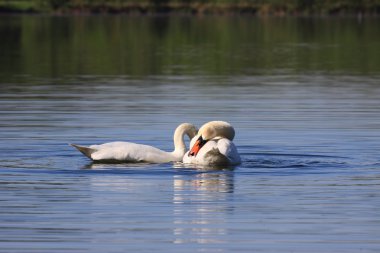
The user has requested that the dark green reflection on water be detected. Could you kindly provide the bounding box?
[0,15,379,81]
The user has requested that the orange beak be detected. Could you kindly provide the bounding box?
[188,136,207,157]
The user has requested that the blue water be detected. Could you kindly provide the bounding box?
[1,16,380,253]
[1,75,380,253]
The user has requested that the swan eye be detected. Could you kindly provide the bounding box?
[188,136,208,157]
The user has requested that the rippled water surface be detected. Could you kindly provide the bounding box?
[0,16,380,252]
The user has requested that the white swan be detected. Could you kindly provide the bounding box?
[71,123,197,163]
[182,121,241,166]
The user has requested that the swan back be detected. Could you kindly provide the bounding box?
[71,123,197,163]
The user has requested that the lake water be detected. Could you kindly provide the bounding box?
[0,15,380,252]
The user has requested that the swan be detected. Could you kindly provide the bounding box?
[70,123,197,163]
[182,121,241,166]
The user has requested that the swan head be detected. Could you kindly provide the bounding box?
[188,121,235,157]
[175,123,198,139]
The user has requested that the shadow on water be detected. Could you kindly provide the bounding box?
[0,149,363,177]
[80,160,236,175]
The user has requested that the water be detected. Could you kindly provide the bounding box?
[0,15,380,252]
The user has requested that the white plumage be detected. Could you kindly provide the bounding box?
[71,123,197,163]
[183,121,241,166]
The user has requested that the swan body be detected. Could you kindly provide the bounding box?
[71,123,197,163]
[183,121,241,166]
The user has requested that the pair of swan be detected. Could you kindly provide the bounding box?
[71,121,241,166]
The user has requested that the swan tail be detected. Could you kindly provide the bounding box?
[70,144,96,159]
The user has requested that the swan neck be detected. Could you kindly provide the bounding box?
[172,123,196,159]
[173,128,187,155]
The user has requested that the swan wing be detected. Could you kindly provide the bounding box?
[217,139,241,165]
[183,140,221,165]
[183,138,241,166]
[182,138,215,164]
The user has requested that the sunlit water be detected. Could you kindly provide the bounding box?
[0,16,380,252]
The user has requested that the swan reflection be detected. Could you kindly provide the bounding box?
[82,161,155,170]
[173,172,234,194]
[173,171,234,246]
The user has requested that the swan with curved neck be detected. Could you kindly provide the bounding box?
[71,123,197,163]
[183,121,241,166]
